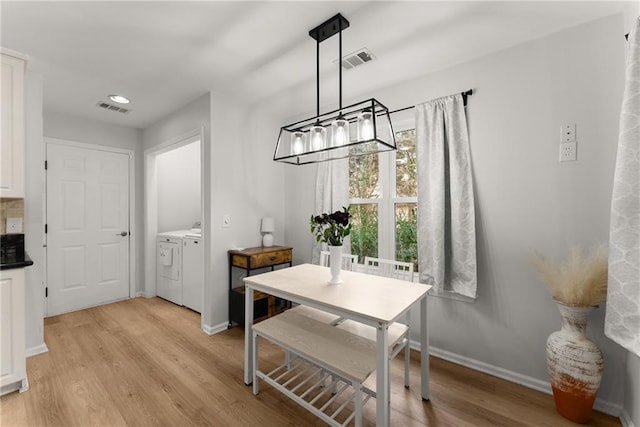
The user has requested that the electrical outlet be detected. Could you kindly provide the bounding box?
[559,142,577,162]
[6,217,22,233]
[222,214,231,228]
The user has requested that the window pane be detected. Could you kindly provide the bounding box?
[395,203,418,271]
[349,204,378,263]
[395,129,417,198]
[349,151,380,199]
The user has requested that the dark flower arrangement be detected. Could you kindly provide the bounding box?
[310,206,352,246]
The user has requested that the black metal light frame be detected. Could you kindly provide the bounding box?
[274,13,397,165]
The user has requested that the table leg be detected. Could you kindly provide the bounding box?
[244,286,254,385]
[376,322,390,426]
[420,295,430,400]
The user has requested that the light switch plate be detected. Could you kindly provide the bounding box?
[222,214,231,228]
[6,217,22,233]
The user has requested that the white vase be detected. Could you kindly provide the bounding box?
[328,245,343,284]
[546,302,604,423]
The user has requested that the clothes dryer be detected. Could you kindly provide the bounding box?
[182,235,203,313]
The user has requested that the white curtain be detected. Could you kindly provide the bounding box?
[605,18,640,357]
[416,94,477,299]
[311,158,350,264]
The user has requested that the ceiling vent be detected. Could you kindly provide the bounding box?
[96,101,130,114]
[340,48,376,70]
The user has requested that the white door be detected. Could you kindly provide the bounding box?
[46,143,130,316]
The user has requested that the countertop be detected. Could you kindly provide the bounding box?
[0,253,34,270]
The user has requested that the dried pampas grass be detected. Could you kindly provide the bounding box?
[531,245,608,307]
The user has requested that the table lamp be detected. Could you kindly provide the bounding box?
[261,217,274,247]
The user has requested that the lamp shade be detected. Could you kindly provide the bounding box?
[357,109,374,141]
[331,118,349,147]
[310,125,327,151]
[291,131,305,155]
[261,217,275,233]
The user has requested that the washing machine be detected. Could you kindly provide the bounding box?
[157,230,191,305]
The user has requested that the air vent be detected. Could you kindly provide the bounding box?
[96,101,130,114]
[340,48,376,70]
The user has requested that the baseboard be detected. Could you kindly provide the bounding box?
[26,343,49,358]
[202,321,228,336]
[135,291,145,297]
[411,340,623,419]
[593,398,624,420]
[620,408,636,427]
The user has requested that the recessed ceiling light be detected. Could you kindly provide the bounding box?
[109,94,130,104]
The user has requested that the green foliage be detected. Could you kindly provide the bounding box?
[395,204,418,271]
[349,149,379,199]
[349,204,378,263]
[395,129,417,198]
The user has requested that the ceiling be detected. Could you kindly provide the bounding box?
[1,1,632,129]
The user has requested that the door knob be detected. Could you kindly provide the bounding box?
[117,231,128,236]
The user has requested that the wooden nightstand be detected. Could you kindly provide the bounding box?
[228,246,292,327]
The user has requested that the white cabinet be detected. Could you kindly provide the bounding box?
[0,268,28,395]
[1,49,27,198]
[183,237,203,313]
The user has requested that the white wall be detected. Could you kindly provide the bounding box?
[23,70,45,354]
[283,13,630,412]
[141,92,285,332]
[626,352,640,426]
[43,110,143,293]
[208,91,286,330]
[623,3,639,35]
[45,110,142,151]
[142,93,211,324]
[155,141,201,232]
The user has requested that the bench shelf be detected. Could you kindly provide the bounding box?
[256,356,375,426]
[252,310,377,426]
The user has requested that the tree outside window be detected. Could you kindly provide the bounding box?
[349,128,418,270]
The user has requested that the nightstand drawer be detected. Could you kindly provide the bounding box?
[252,250,292,268]
[231,249,292,269]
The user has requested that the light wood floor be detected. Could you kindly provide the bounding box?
[1,297,621,426]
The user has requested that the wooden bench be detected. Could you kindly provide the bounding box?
[252,310,377,427]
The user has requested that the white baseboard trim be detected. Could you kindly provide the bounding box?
[412,340,623,419]
[26,343,49,358]
[135,291,145,297]
[202,321,228,336]
[620,408,636,427]
[594,399,625,421]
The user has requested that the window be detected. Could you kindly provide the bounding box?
[349,121,418,270]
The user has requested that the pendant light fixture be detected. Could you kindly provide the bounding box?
[274,13,396,165]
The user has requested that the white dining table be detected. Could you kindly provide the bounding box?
[243,263,432,426]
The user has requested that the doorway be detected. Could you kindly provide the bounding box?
[155,141,201,233]
[144,129,203,317]
[45,139,134,316]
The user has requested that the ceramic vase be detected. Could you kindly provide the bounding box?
[328,245,343,284]
[546,302,604,424]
